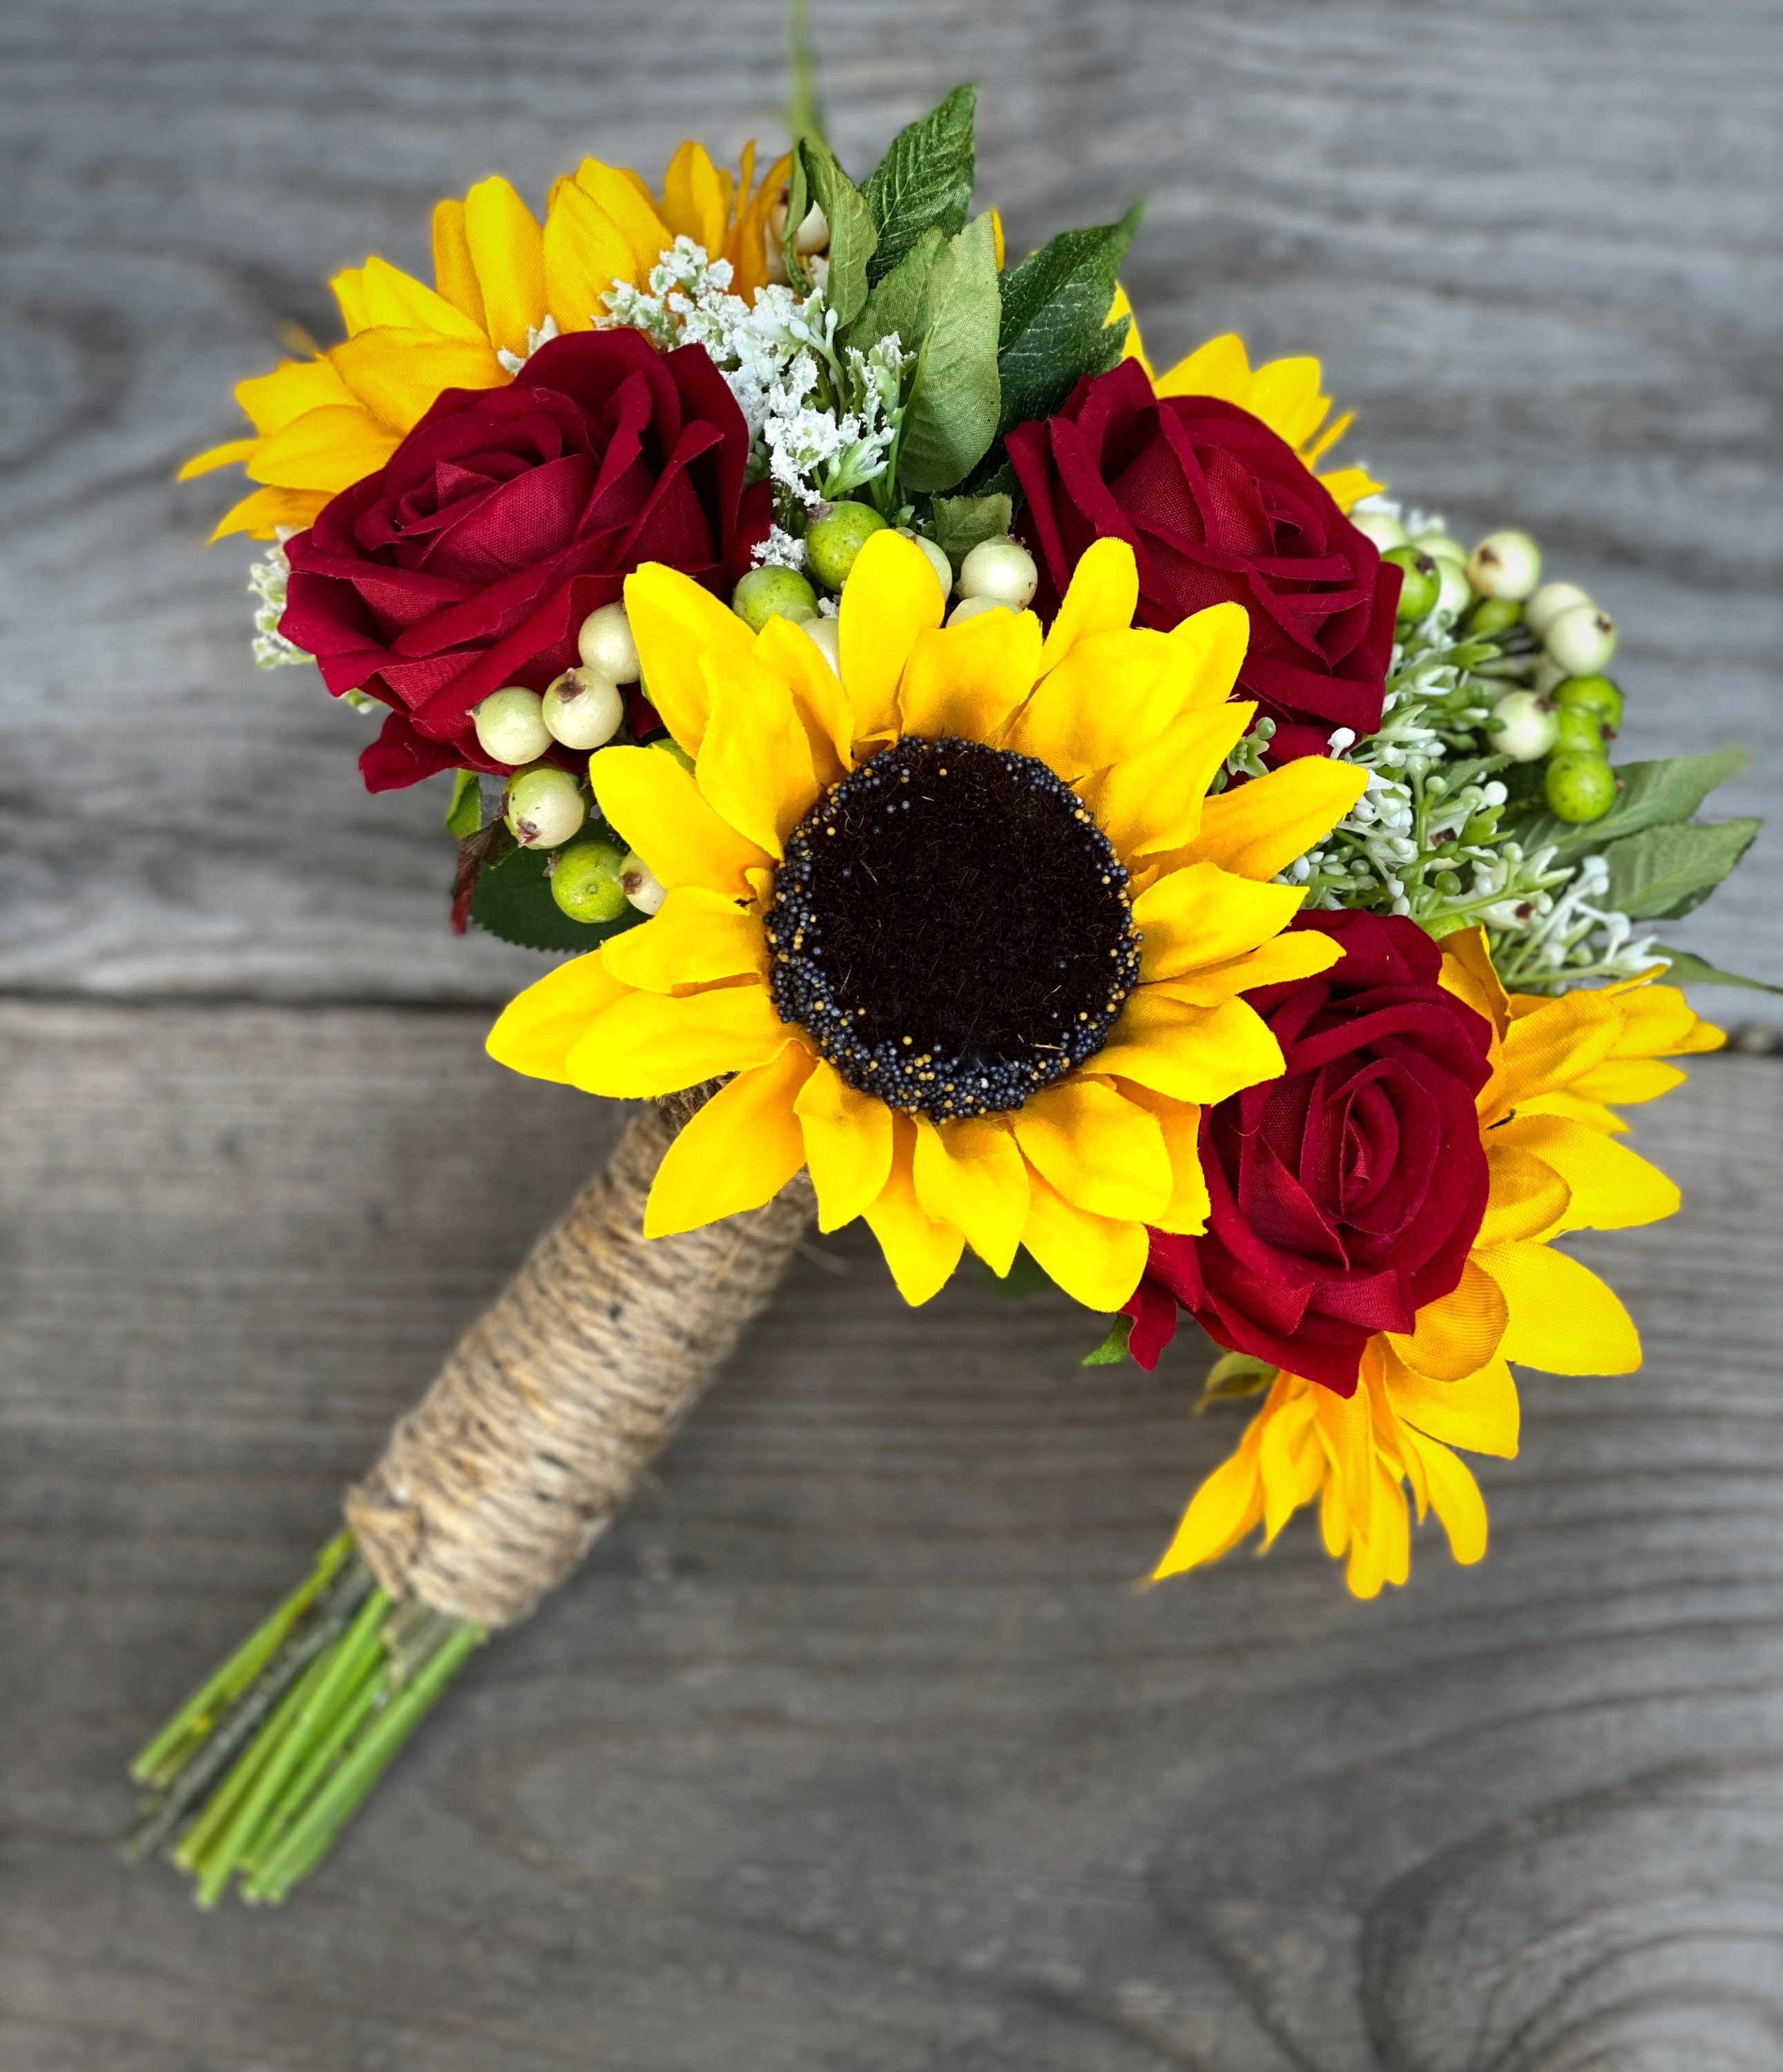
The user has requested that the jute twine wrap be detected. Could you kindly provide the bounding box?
[345,1092,814,1628]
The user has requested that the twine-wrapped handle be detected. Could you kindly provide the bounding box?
[345,1096,814,1627]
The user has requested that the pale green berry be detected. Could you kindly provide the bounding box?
[1467,597,1524,637]
[1532,654,1568,697]
[1349,508,1408,551]
[619,849,666,915]
[732,565,819,631]
[897,528,954,599]
[1545,752,1616,823]
[1467,530,1543,601]
[576,602,639,682]
[1552,704,1603,756]
[549,839,628,923]
[1544,601,1618,676]
[806,501,888,591]
[958,535,1039,608]
[472,685,552,766]
[947,595,1012,628]
[1383,546,1440,622]
[802,617,841,672]
[1432,555,1473,620]
[505,766,586,848]
[541,668,624,750]
[1488,689,1559,762]
[1554,673,1623,733]
[1415,530,1468,567]
[1525,581,1592,638]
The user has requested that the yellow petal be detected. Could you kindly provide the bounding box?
[659,140,729,252]
[432,198,488,331]
[356,253,488,343]
[570,157,672,279]
[588,745,768,898]
[234,357,359,437]
[1497,990,1623,1109]
[1092,991,1284,1106]
[1037,537,1139,675]
[1152,1444,1266,1579]
[209,486,329,542]
[1318,466,1383,515]
[485,950,630,1082]
[896,611,1043,745]
[1153,332,1253,404]
[1382,1345,1519,1459]
[542,178,640,333]
[794,1060,895,1232]
[1438,925,1511,1043]
[1108,1080,1209,1235]
[753,615,854,780]
[864,1115,966,1305]
[1476,1239,1642,1375]
[1018,1171,1148,1312]
[1183,757,1368,882]
[1566,1057,1687,1109]
[695,653,821,860]
[329,330,506,434]
[245,406,401,493]
[644,1042,815,1237]
[1011,1078,1171,1224]
[1003,629,1194,780]
[563,979,790,1097]
[463,175,547,358]
[839,530,946,746]
[1496,1113,1681,1234]
[599,885,767,995]
[1133,863,1304,983]
[624,562,758,757]
[177,438,259,481]
[1311,1375,1375,1547]
[911,1115,1030,1275]
[1079,696,1254,865]
[1476,1140,1572,1247]
[1404,1431,1489,1566]
[1244,356,1329,450]
[1512,1087,1630,1136]
[1386,1258,1510,1382]
[1150,928,1342,1009]
[330,266,370,336]
[1257,1391,1324,1546]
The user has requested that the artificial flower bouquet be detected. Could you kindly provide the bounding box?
[130,80,1768,1906]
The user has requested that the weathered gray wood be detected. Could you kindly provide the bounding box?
[1,0,1778,1017]
[3,999,1780,2068]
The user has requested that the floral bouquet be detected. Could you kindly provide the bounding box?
[129,73,1769,1907]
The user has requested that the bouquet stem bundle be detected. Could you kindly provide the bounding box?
[126,1093,813,1903]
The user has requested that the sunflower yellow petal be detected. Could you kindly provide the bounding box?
[432,198,488,330]
[1404,1432,1489,1566]
[570,157,673,278]
[1183,757,1369,882]
[1107,1080,1209,1235]
[1512,1087,1630,1136]
[246,406,402,492]
[839,530,946,745]
[588,745,768,897]
[1093,991,1284,1106]
[864,1115,966,1305]
[1438,925,1512,1044]
[1150,928,1344,1009]
[1019,1171,1149,1312]
[1151,1443,1266,1579]
[1004,629,1193,779]
[356,253,488,343]
[599,885,767,995]
[330,266,371,336]
[695,655,821,860]
[485,950,631,1082]
[1153,333,1253,403]
[911,1116,1030,1276]
[209,486,329,541]
[234,357,360,437]
[1311,1374,1375,1548]
[1476,1140,1572,1247]
[1077,698,1255,865]
[1386,1258,1510,1382]
[1382,1346,1519,1459]
[1497,1114,1681,1234]
[329,330,507,434]
[659,140,730,252]
[1257,1391,1324,1546]
[624,562,758,758]
[1037,537,1140,676]
[1476,1239,1642,1375]
[1244,356,1329,450]
[1318,466,1383,515]
[1133,863,1305,983]
[896,611,1043,745]
[1011,1079,1171,1224]
[543,178,639,332]
[1565,1057,1687,1109]
[178,438,259,481]
[563,979,789,1097]
[644,1043,815,1237]
[794,1060,895,1232]
[462,175,547,358]
[753,615,854,782]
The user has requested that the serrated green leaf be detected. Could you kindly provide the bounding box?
[1650,946,1783,995]
[1512,747,1751,861]
[444,769,482,841]
[797,135,876,330]
[860,84,976,285]
[1599,818,1762,921]
[929,491,1013,570]
[851,224,944,354]
[992,203,1141,440]
[470,842,646,954]
[1082,1315,1133,1366]
[896,213,1001,495]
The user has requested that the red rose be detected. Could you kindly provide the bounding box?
[1008,359,1400,763]
[281,331,769,792]
[1124,912,1493,1395]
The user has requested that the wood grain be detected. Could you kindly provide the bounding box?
[3,1000,1780,2068]
[1,0,1778,1016]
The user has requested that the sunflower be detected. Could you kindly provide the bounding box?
[488,532,1367,1310]
[1107,289,1380,515]
[1152,929,1723,1597]
[182,143,788,541]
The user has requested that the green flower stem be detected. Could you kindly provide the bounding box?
[173,1647,336,1877]
[237,1664,387,1899]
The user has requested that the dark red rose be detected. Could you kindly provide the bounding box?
[1007,359,1400,764]
[1124,911,1493,1395]
[281,331,769,792]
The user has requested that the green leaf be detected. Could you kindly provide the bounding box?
[929,491,1013,571]
[443,769,483,841]
[989,1246,1054,1299]
[1650,946,1783,995]
[896,213,1001,496]
[797,135,877,331]
[470,842,646,954]
[1599,817,1762,921]
[860,84,976,286]
[852,224,945,354]
[1194,1350,1278,1412]
[1512,747,1751,861]
[992,203,1141,440]
[1081,1315,1133,1366]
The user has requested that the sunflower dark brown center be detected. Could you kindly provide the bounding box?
[765,736,1142,1122]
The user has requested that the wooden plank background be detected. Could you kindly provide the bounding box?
[2,0,1780,2064]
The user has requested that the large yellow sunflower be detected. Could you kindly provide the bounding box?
[488,533,1368,1310]
[1153,931,1722,1598]
[1108,289,1380,514]
[182,142,788,541]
